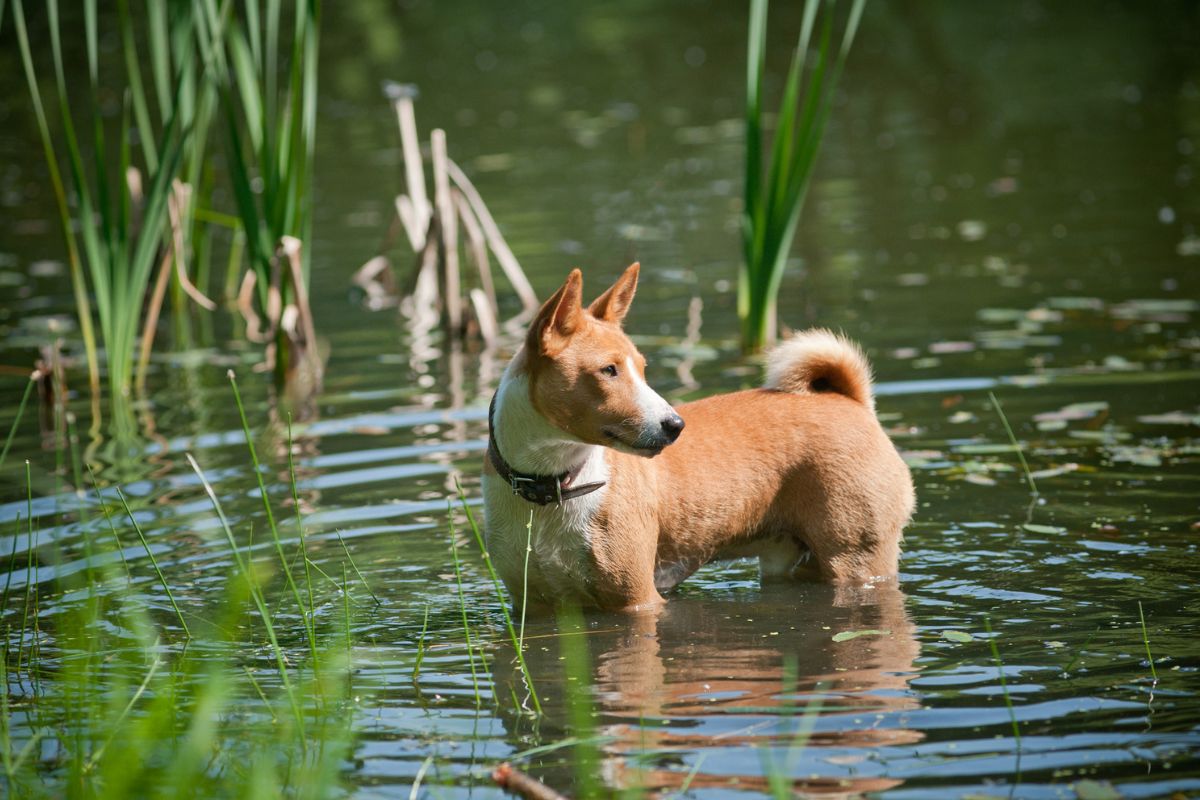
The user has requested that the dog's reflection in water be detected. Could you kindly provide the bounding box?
[495,582,921,797]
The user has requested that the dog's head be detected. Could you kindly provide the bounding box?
[524,263,684,457]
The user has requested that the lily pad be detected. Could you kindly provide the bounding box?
[1138,411,1200,426]
[1023,523,1067,535]
[941,630,973,643]
[1074,779,1122,800]
[831,629,889,642]
[955,443,1020,455]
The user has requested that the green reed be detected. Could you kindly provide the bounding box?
[12,0,194,412]
[741,0,865,352]
[195,0,322,382]
[1,448,356,797]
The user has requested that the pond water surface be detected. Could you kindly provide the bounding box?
[1,1,1199,798]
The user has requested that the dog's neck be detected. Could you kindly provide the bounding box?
[492,352,600,477]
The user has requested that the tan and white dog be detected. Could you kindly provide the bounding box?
[482,264,914,612]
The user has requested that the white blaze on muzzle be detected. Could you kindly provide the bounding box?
[627,357,677,436]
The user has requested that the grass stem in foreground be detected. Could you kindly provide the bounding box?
[84,653,162,771]
[984,616,1021,747]
[0,375,35,472]
[454,480,541,714]
[116,486,191,638]
[1137,601,1158,683]
[227,371,320,677]
[520,510,533,649]
[334,529,380,605]
[285,414,316,632]
[413,603,429,681]
[988,391,1038,498]
[187,452,306,741]
[449,505,483,707]
[89,464,134,585]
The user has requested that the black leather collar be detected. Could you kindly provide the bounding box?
[487,392,606,506]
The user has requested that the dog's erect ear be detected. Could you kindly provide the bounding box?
[587,262,639,324]
[529,269,584,357]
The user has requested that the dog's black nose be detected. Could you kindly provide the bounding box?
[660,414,685,443]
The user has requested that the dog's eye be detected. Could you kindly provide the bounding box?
[600,364,618,378]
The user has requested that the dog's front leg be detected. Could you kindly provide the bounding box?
[588,514,664,612]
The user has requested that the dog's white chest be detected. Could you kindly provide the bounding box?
[482,463,608,605]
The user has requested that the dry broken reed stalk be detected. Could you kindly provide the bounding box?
[354,83,538,347]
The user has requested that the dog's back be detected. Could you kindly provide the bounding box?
[649,331,914,587]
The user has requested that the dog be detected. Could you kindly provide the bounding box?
[482,263,914,612]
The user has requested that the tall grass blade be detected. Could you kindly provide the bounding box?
[740,0,867,351]
[115,486,191,638]
[286,414,316,625]
[0,375,35,472]
[186,452,306,739]
[12,0,101,396]
[413,603,430,681]
[334,529,379,606]
[227,370,320,673]
[454,480,541,714]
[1137,601,1158,683]
[988,391,1038,497]
[520,509,533,649]
[984,616,1021,747]
[449,506,483,708]
[84,653,163,771]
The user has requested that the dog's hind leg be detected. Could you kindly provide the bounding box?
[755,534,818,582]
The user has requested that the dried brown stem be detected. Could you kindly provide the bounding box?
[446,157,538,313]
[431,129,462,334]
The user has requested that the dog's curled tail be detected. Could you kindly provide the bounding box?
[764,329,875,410]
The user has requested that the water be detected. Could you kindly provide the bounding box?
[1,1,1199,797]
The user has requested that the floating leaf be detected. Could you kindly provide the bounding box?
[1023,523,1067,535]
[963,473,997,486]
[1028,463,1080,480]
[1047,296,1105,311]
[1074,779,1122,800]
[831,629,889,642]
[1069,429,1132,443]
[941,630,973,643]
[977,308,1025,323]
[1138,411,1200,426]
[955,443,1019,455]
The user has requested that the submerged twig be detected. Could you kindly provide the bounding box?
[492,763,568,800]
